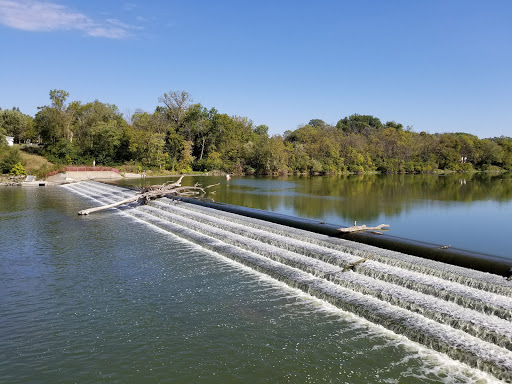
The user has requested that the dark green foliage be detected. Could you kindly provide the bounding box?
[14,89,512,175]
[336,114,383,135]
[43,139,81,165]
[0,147,24,174]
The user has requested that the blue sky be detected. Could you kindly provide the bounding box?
[0,0,511,138]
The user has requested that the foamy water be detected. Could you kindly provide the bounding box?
[50,181,512,382]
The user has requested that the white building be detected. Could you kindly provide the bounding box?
[6,136,14,146]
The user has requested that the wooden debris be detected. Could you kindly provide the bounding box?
[342,257,369,272]
[322,256,372,277]
[338,224,390,233]
[78,176,218,215]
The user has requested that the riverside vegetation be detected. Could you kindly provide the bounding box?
[1,89,511,177]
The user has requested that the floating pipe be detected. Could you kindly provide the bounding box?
[180,198,512,278]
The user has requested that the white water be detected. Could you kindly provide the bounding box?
[64,181,512,382]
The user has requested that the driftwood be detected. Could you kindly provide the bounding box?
[338,224,390,233]
[321,256,371,278]
[78,176,219,215]
[342,257,369,271]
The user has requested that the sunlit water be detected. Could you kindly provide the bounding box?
[0,186,507,383]
[114,173,512,259]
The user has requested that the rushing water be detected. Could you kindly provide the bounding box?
[0,185,509,383]
[114,173,512,259]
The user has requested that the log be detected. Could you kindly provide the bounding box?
[78,176,218,215]
[338,224,390,233]
[78,196,140,215]
[342,257,369,271]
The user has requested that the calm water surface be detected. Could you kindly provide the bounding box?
[0,186,503,383]
[115,173,512,260]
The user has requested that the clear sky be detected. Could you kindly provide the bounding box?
[0,0,511,138]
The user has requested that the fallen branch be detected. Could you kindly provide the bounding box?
[78,195,140,215]
[342,257,369,271]
[338,224,390,233]
[78,176,217,215]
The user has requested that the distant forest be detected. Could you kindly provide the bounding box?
[1,89,511,175]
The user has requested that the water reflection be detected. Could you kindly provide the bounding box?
[115,173,512,221]
[113,173,512,257]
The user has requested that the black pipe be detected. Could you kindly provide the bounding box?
[181,197,512,278]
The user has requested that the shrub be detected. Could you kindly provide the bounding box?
[0,148,23,174]
[10,162,27,176]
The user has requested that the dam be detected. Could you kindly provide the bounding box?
[64,181,512,382]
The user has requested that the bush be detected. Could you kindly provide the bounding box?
[308,159,323,173]
[0,148,24,174]
[43,140,81,164]
[10,162,27,176]
[192,159,208,172]
[33,163,59,180]
[244,165,256,175]
[22,145,44,155]
[481,164,503,172]
[348,164,364,173]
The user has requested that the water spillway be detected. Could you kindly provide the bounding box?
[180,197,512,278]
[64,181,512,382]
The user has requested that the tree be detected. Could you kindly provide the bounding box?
[437,134,462,170]
[213,115,254,172]
[49,89,69,111]
[336,114,383,135]
[158,90,192,132]
[177,140,195,173]
[89,122,122,164]
[385,121,403,130]
[308,119,326,128]
[254,124,269,137]
[50,89,74,142]
[183,104,218,160]
[478,139,504,167]
[0,109,29,143]
[34,89,73,143]
[34,106,60,144]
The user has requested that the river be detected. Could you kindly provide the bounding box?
[0,174,510,383]
[115,172,512,260]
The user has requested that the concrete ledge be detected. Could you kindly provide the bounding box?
[47,171,122,182]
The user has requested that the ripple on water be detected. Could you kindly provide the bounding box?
[0,186,506,383]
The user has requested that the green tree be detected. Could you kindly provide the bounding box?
[478,139,504,167]
[0,109,30,143]
[34,89,73,144]
[49,89,69,111]
[177,140,195,173]
[49,89,74,142]
[213,114,254,172]
[34,106,61,144]
[183,104,218,161]
[308,119,327,128]
[0,147,24,174]
[158,90,192,134]
[254,124,269,137]
[0,117,7,148]
[336,114,383,135]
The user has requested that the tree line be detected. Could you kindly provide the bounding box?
[1,89,511,175]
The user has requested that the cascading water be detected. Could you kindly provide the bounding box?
[64,181,512,382]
